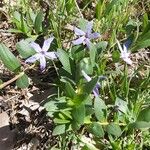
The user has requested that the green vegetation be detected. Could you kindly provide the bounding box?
[0,0,150,149]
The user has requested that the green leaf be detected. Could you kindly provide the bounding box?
[126,20,137,34]
[95,0,104,20]
[139,30,150,41]
[12,11,22,30]
[73,77,98,105]
[58,49,71,74]
[72,104,85,126]
[0,43,21,72]
[64,82,76,99]
[115,98,128,114]
[52,124,66,135]
[78,18,88,32]
[132,39,150,51]
[44,100,58,117]
[112,50,120,63]
[72,94,88,106]
[16,73,29,88]
[142,13,150,34]
[13,11,21,21]
[61,109,72,119]
[34,11,43,34]
[20,13,29,33]
[7,29,23,33]
[89,122,104,137]
[82,77,99,95]
[94,97,106,121]
[96,41,108,54]
[12,11,29,34]
[16,39,36,58]
[71,45,85,61]
[132,30,150,51]
[54,118,70,124]
[131,121,150,129]
[103,0,118,17]
[65,0,74,14]
[137,107,150,122]
[79,57,93,74]
[106,123,122,137]
[143,13,148,26]
[29,8,36,24]
[89,42,96,67]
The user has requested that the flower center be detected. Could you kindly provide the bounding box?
[40,51,46,55]
[85,33,89,38]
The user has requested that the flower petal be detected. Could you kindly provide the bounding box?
[121,51,130,59]
[45,52,57,60]
[84,38,91,48]
[42,36,54,52]
[93,88,99,97]
[120,50,132,65]
[116,40,123,52]
[30,42,42,52]
[81,70,91,82]
[39,55,46,71]
[123,44,128,53]
[86,21,93,35]
[93,83,100,97]
[122,57,132,65]
[124,39,132,49]
[95,83,101,89]
[74,27,85,36]
[25,53,41,63]
[72,36,85,45]
[89,32,100,39]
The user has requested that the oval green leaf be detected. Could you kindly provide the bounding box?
[0,43,21,72]
[94,97,106,121]
[89,122,104,137]
[72,104,85,125]
[58,49,71,74]
[16,39,36,58]
[106,123,122,137]
[137,107,150,122]
[52,124,66,136]
[34,11,43,34]
[131,121,150,129]
[16,73,29,88]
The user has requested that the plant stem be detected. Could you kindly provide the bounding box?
[74,0,83,18]
[98,122,126,126]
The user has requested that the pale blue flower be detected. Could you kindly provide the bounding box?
[116,39,132,65]
[25,37,57,71]
[81,70,101,97]
[72,21,100,47]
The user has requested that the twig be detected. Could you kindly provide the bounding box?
[0,64,35,89]
[0,72,24,89]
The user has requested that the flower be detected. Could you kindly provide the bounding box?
[25,36,57,71]
[72,21,100,47]
[81,70,101,97]
[116,39,132,65]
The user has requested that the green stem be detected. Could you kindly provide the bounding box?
[74,0,83,18]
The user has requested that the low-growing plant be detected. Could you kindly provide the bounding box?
[0,0,150,149]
